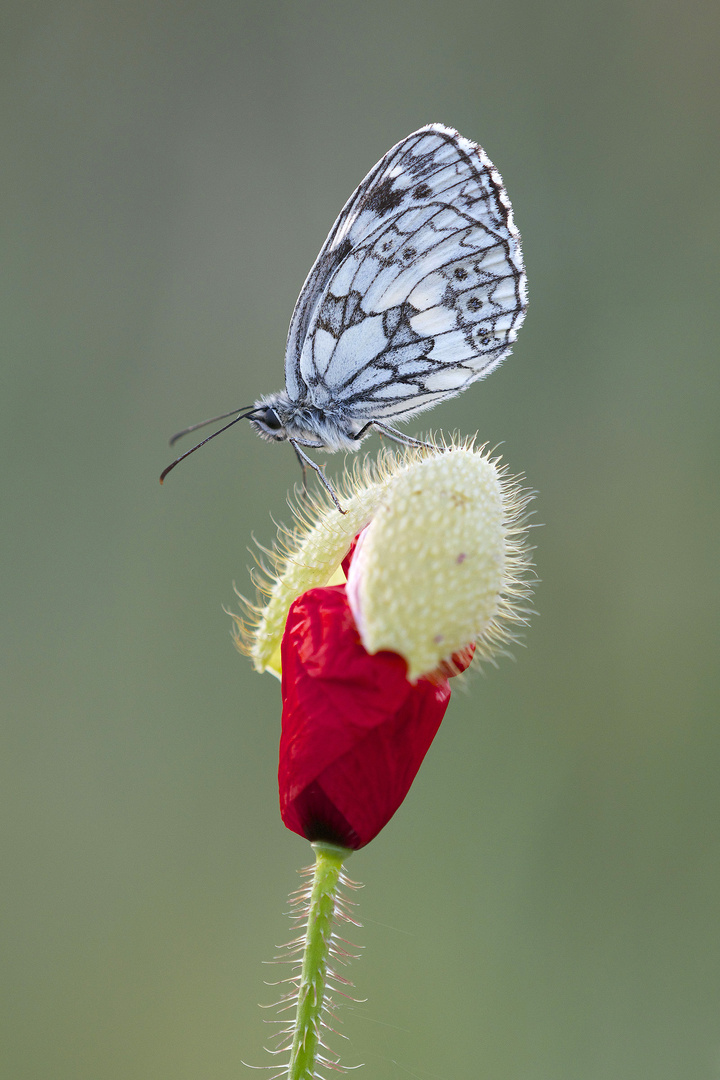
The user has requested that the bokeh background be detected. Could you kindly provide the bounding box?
[3,2,719,1077]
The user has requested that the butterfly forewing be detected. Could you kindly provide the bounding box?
[285,124,526,421]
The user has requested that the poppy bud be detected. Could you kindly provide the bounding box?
[234,440,532,846]
[279,584,472,848]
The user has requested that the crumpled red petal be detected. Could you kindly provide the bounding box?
[280,584,466,849]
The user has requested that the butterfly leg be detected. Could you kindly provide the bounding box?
[363,422,433,450]
[292,442,309,497]
[352,421,377,441]
[290,440,346,514]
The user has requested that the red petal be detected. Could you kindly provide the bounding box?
[340,532,363,578]
[279,586,451,849]
[434,642,476,680]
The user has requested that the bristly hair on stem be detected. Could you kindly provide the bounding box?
[245,843,364,1080]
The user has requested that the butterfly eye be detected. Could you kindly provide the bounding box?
[262,408,283,431]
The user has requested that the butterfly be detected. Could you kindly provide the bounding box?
[161,123,527,510]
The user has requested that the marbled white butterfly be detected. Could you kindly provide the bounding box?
[162,124,527,509]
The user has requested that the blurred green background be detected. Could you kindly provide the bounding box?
[2,1,719,1077]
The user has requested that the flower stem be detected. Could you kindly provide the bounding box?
[287,841,352,1080]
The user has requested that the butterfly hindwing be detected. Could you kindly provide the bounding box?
[285,124,527,420]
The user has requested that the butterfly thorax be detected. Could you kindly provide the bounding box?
[250,392,366,452]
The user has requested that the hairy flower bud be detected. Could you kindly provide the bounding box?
[233,439,534,849]
[347,449,519,680]
[235,439,532,680]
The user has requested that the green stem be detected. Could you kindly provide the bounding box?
[287,841,352,1080]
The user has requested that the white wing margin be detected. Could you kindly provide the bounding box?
[285,124,527,420]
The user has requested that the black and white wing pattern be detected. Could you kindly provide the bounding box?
[284,123,527,421]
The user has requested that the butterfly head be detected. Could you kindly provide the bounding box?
[249,392,296,443]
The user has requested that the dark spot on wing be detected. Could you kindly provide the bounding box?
[364,177,404,216]
[344,290,365,327]
[382,306,403,337]
[382,302,426,346]
[454,267,468,281]
[316,293,345,337]
[413,183,432,199]
[407,151,439,179]
[316,290,367,338]
[467,296,482,312]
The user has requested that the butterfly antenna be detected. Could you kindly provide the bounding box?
[169,407,256,446]
[160,410,258,484]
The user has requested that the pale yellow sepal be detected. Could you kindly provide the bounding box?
[233,454,399,673]
[347,449,523,680]
[232,438,533,680]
